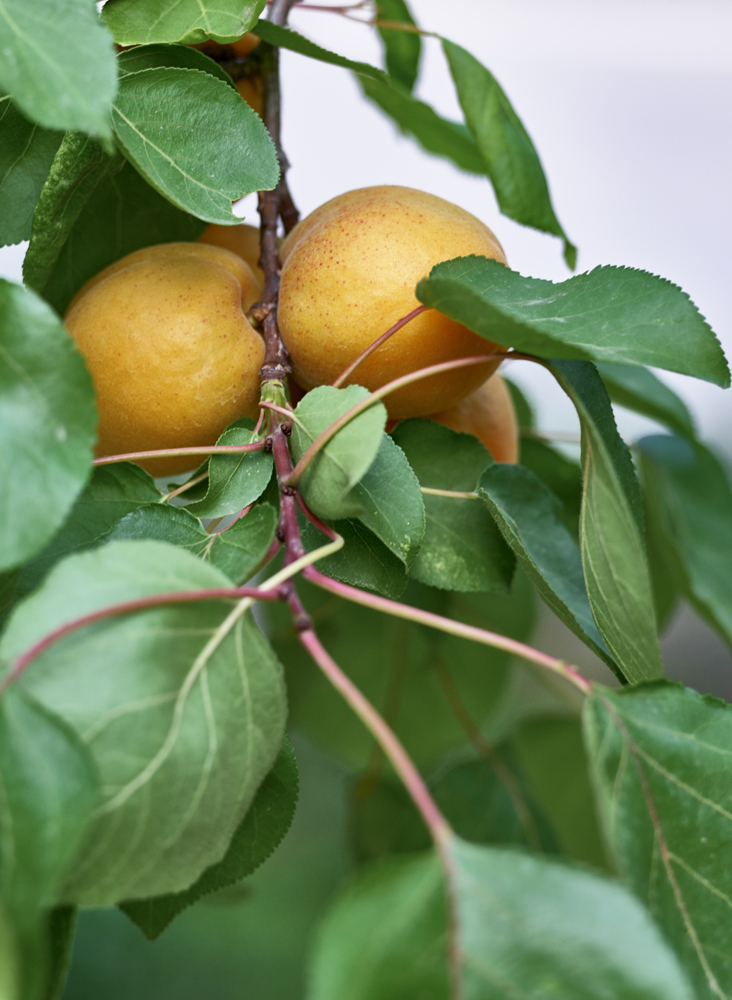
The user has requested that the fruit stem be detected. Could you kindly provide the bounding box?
[331,304,430,388]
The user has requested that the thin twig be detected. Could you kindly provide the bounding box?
[93,441,265,466]
[331,305,429,388]
[421,487,478,500]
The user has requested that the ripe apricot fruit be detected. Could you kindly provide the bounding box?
[64,243,264,477]
[235,76,263,117]
[196,32,261,59]
[430,373,519,464]
[199,222,265,284]
[277,186,507,420]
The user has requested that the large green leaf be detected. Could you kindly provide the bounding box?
[417,258,729,387]
[0,100,62,247]
[358,76,485,176]
[23,133,121,293]
[596,363,696,438]
[106,501,278,585]
[584,682,732,999]
[309,843,694,1000]
[551,362,663,682]
[103,0,266,45]
[376,0,421,91]
[350,434,425,567]
[477,463,616,672]
[637,435,732,652]
[0,0,117,139]
[0,541,286,906]
[119,737,298,939]
[188,421,273,518]
[0,688,97,1000]
[291,386,387,522]
[254,22,386,82]
[0,280,96,573]
[518,437,582,537]
[117,42,237,89]
[300,516,408,600]
[443,40,576,268]
[391,420,514,593]
[39,159,206,316]
[111,66,279,224]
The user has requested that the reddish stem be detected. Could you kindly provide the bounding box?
[331,304,429,388]
[93,441,265,466]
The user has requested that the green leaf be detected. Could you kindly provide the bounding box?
[39,158,206,316]
[417,258,730,387]
[376,0,421,91]
[8,463,160,608]
[187,421,273,518]
[0,688,97,1000]
[350,435,425,567]
[310,843,694,1000]
[0,280,96,573]
[117,43,237,89]
[0,540,286,906]
[596,363,696,438]
[390,420,514,592]
[637,435,732,652]
[291,386,388,522]
[0,903,19,1000]
[358,76,486,176]
[44,907,76,1000]
[106,501,278,584]
[254,21,386,82]
[351,750,558,864]
[502,375,534,431]
[300,517,408,600]
[23,133,122,293]
[103,0,266,45]
[0,0,117,139]
[442,40,576,267]
[512,716,608,870]
[119,737,298,939]
[477,463,616,671]
[551,361,663,682]
[584,682,732,999]
[111,66,279,224]
[308,853,449,1000]
[518,437,582,537]
[0,100,63,247]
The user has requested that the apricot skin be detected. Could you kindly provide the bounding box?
[277,186,507,420]
[64,243,264,477]
[199,222,265,284]
[430,373,519,464]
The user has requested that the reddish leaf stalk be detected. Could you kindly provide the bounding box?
[93,441,265,466]
[331,304,430,387]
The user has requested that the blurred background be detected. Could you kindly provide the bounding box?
[1,1,730,996]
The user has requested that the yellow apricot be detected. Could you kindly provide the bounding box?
[196,32,261,59]
[429,373,519,464]
[199,222,264,285]
[235,76,263,118]
[277,186,506,420]
[64,243,264,477]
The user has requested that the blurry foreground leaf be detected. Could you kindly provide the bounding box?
[0,101,62,247]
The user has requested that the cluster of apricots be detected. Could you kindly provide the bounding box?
[63,183,517,477]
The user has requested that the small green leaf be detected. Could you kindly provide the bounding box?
[584,682,732,999]
[0,0,117,139]
[0,280,96,573]
[512,716,608,870]
[596,363,696,438]
[0,100,62,247]
[300,517,408,600]
[417,258,730,387]
[391,420,514,593]
[291,386,388,522]
[477,463,616,671]
[0,688,97,1000]
[23,133,122,293]
[118,43,237,89]
[358,76,485,175]
[443,40,575,267]
[637,435,732,651]
[119,737,298,939]
[254,21,386,81]
[103,0,266,45]
[552,362,663,682]
[376,0,421,91]
[111,66,279,224]
[351,434,425,567]
[107,501,278,584]
[188,421,273,518]
[39,159,206,315]
[0,541,286,907]
[518,438,582,537]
